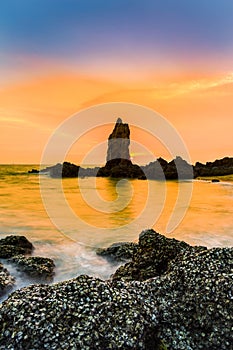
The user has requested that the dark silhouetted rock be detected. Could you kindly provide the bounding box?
[34,117,232,180]
[9,255,55,282]
[28,168,39,174]
[194,157,233,177]
[106,118,131,166]
[97,118,146,179]
[142,156,194,180]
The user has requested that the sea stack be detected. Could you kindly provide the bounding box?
[97,118,146,179]
[106,117,132,168]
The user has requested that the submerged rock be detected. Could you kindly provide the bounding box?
[0,264,15,297]
[0,235,34,258]
[9,255,55,282]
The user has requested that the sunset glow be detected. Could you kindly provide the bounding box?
[1,0,233,164]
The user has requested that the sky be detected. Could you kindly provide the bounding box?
[1,0,233,164]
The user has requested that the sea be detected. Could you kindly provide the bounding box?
[0,164,233,300]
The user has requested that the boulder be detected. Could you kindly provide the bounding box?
[0,263,15,297]
[0,235,34,258]
[112,229,206,281]
[9,255,55,282]
[0,275,160,349]
[96,242,138,262]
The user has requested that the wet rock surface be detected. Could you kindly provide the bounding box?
[9,255,55,282]
[0,275,159,350]
[0,230,232,349]
[112,229,207,281]
[0,235,55,296]
[0,235,34,258]
[146,247,233,350]
[0,264,15,297]
[96,242,138,262]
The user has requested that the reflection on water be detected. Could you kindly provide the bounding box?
[0,165,232,291]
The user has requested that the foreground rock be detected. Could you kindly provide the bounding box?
[9,255,55,282]
[96,242,138,262]
[0,235,55,291]
[147,247,233,349]
[0,264,15,297]
[0,275,160,350]
[0,235,34,258]
[112,229,206,281]
[0,230,232,349]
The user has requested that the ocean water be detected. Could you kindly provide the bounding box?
[0,165,233,299]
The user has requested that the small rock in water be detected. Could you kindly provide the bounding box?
[0,235,34,258]
[9,255,55,282]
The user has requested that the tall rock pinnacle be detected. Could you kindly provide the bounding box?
[97,118,146,179]
[105,118,131,168]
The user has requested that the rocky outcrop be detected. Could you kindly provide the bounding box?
[112,229,206,281]
[97,118,146,179]
[0,230,232,350]
[0,235,34,258]
[0,264,15,297]
[32,115,232,180]
[142,157,194,180]
[0,275,160,350]
[0,235,55,293]
[194,157,233,177]
[9,256,55,282]
[40,162,100,178]
[106,117,131,167]
[96,242,138,262]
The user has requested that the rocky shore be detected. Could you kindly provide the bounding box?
[0,229,232,349]
[0,235,55,297]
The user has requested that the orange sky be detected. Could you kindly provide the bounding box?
[1,71,233,165]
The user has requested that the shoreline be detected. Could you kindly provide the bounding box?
[0,229,232,349]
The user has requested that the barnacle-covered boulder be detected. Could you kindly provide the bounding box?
[112,229,206,281]
[0,275,159,349]
[9,255,55,282]
[0,235,34,258]
[96,242,138,262]
[0,263,15,297]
